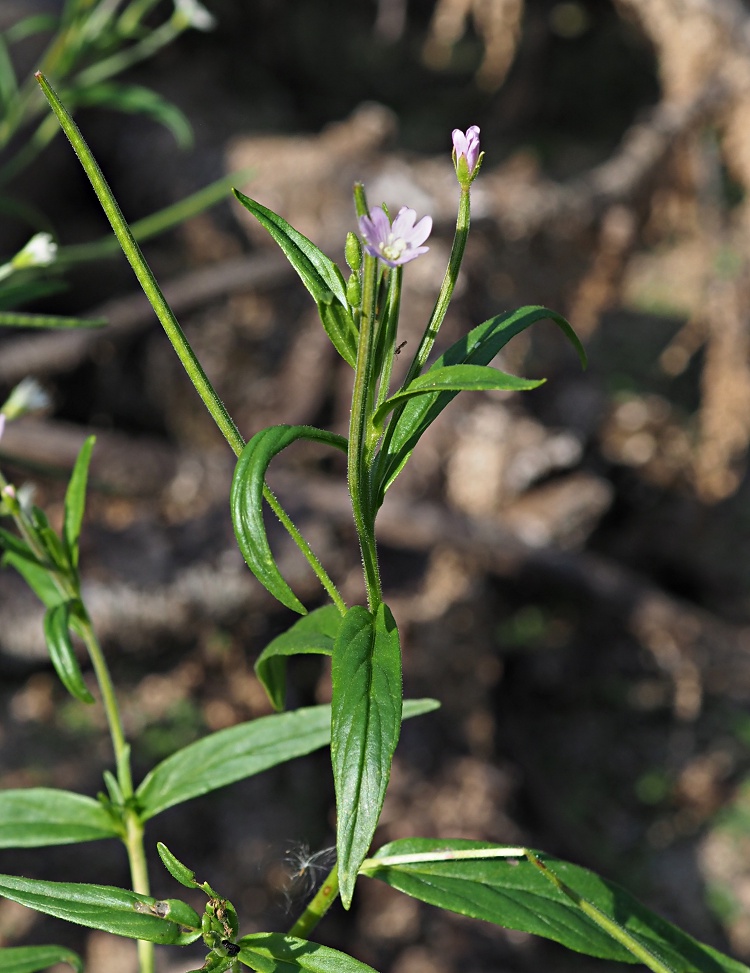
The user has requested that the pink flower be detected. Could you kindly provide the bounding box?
[358,206,432,268]
[452,126,482,186]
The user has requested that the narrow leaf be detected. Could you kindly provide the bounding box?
[237,933,378,973]
[136,699,436,821]
[331,604,402,909]
[376,306,586,499]
[0,789,119,847]
[0,312,106,328]
[230,425,348,614]
[232,191,358,367]
[0,527,47,567]
[63,435,95,569]
[363,839,749,973]
[0,874,201,945]
[255,604,343,711]
[0,944,83,973]
[43,602,95,704]
[2,551,65,608]
[66,82,193,148]
[157,842,199,889]
[372,363,544,431]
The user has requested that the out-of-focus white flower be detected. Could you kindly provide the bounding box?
[172,0,216,31]
[12,232,58,270]
[1,377,51,420]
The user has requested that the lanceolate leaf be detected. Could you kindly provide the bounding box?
[0,874,201,945]
[136,698,437,821]
[43,602,95,704]
[0,789,119,847]
[375,306,586,500]
[66,82,193,149]
[0,528,47,567]
[63,435,95,569]
[362,839,750,973]
[371,364,544,431]
[2,551,65,608]
[232,191,358,367]
[0,944,83,973]
[231,425,348,614]
[255,604,343,710]
[237,933,378,973]
[331,604,402,909]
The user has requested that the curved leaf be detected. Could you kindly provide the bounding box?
[332,604,402,909]
[237,933,378,973]
[0,944,83,973]
[63,435,95,569]
[375,305,585,500]
[2,551,65,608]
[0,788,119,848]
[232,191,358,367]
[43,602,95,704]
[255,604,343,711]
[371,364,544,431]
[231,425,348,614]
[363,839,749,973]
[136,698,437,821]
[0,874,201,945]
[66,82,193,148]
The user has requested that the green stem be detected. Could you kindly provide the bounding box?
[403,187,471,385]
[287,864,340,940]
[348,249,382,611]
[36,72,245,457]
[524,852,676,973]
[73,18,183,89]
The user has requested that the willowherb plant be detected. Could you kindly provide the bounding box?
[0,78,746,973]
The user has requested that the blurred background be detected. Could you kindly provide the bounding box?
[3,1,750,971]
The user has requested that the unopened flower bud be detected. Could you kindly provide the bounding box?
[452,126,483,188]
[345,232,362,272]
[11,232,58,270]
[2,377,51,420]
[346,272,362,309]
[172,0,216,30]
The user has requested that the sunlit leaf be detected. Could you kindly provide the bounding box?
[232,192,358,367]
[371,363,543,432]
[0,788,119,848]
[363,839,749,973]
[238,933,378,973]
[231,424,347,614]
[255,604,343,710]
[332,604,402,909]
[136,699,437,821]
[375,306,585,500]
[0,874,201,944]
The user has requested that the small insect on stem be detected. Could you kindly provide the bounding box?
[222,940,241,957]
[395,340,407,355]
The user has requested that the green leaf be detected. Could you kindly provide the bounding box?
[157,842,199,889]
[2,551,65,608]
[63,435,95,569]
[363,839,750,973]
[0,277,65,312]
[5,14,59,44]
[232,191,358,367]
[0,788,119,847]
[375,305,586,499]
[331,604,402,909]
[43,602,95,704]
[230,425,348,614]
[0,311,106,328]
[0,33,18,114]
[237,933,378,973]
[0,528,48,568]
[136,699,437,821]
[255,604,343,711]
[372,363,544,431]
[0,874,201,945]
[65,82,192,148]
[136,704,332,819]
[0,944,83,973]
